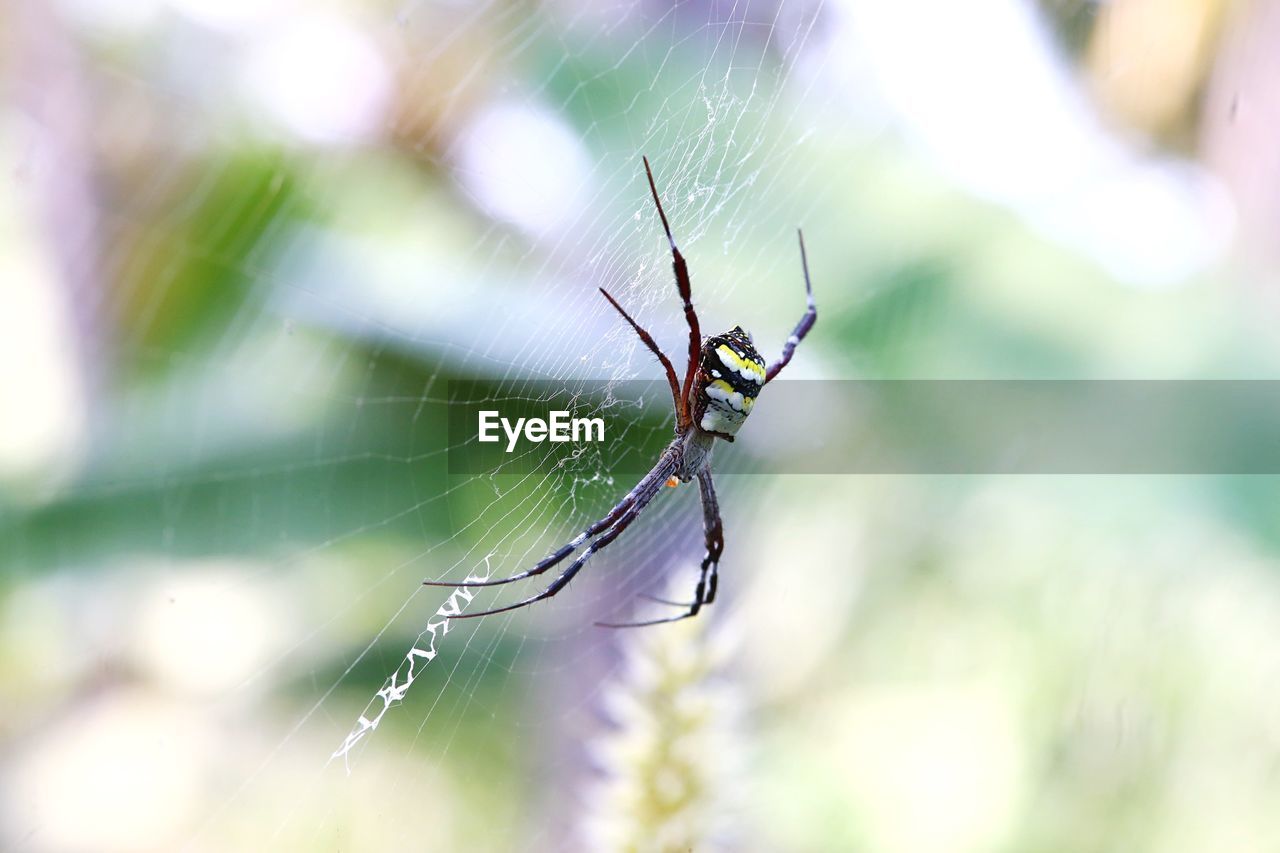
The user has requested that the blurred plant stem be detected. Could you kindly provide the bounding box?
[582,587,744,853]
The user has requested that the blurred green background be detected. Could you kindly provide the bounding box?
[5,0,1280,850]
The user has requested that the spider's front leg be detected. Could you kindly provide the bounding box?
[597,467,722,628]
[696,467,724,605]
[423,449,677,590]
[434,445,681,619]
[454,473,669,620]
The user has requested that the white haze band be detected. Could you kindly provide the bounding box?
[477,409,605,452]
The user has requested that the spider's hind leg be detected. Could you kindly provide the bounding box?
[642,156,703,415]
[764,229,817,384]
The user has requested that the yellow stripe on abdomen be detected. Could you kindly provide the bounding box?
[715,345,765,384]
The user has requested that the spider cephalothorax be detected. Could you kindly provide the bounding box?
[428,156,815,628]
[695,326,766,441]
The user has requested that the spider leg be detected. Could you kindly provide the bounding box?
[597,467,723,629]
[638,592,689,607]
[642,157,703,412]
[765,229,817,383]
[423,452,676,589]
[598,287,685,425]
[451,457,673,620]
[697,467,724,605]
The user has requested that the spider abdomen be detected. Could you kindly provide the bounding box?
[694,326,766,440]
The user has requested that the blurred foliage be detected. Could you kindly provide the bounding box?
[119,152,304,373]
[4,0,1280,851]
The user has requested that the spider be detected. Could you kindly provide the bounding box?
[427,157,816,627]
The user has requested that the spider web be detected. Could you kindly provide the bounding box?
[2,0,1258,851]
[283,2,837,826]
[235,9,813,841]
[8,2,839,848]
